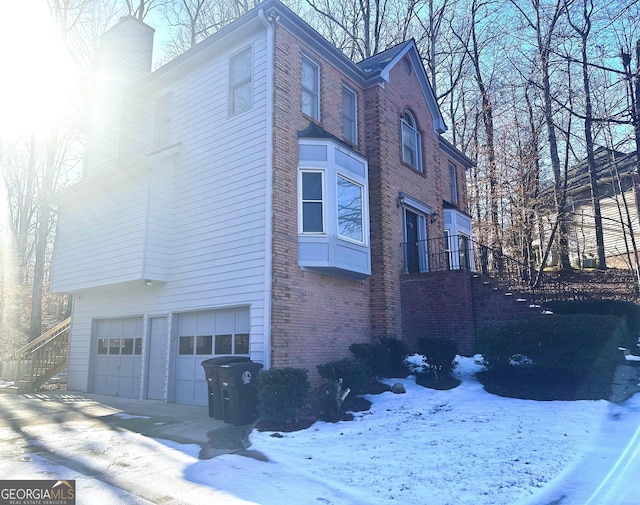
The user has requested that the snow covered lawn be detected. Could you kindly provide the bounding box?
[190,356,633,505]
[2,356,637,504]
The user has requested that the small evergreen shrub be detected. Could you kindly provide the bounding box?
[317,358,369,394]
[477,314,625,379]
[379,337,410,377]
[256,368,310,424]
[416,337,458,380]
[349,343,390,378]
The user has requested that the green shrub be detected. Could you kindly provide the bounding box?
[349,343,390,378]
[477,314,625,379]
[256,368,310,424]
[416,337,458,380]
[545,299,640,350]
[317,358,369,395]
[378,337,410,377]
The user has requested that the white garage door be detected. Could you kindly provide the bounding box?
[175,307,250,405]
[93,317,143,398]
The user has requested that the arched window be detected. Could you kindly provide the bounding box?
[401,111,422,172]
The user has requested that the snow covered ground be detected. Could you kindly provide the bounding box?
[1,356,639,504]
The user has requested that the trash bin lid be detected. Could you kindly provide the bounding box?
[201,356,251,368]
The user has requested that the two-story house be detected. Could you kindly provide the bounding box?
[51,0,474,405]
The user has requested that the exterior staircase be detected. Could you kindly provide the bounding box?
[2,317,71,394]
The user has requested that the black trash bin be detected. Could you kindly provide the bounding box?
[218,361,263,426]
[201,356,251,419]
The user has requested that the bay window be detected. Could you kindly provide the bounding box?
[298,136,370,279]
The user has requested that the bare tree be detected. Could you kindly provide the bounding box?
[565,0,606,268]
[511,0,574,273]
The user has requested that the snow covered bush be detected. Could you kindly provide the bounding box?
[416,337,458,381]
[378,337,410,377]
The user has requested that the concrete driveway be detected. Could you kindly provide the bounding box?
[0,391,257,504]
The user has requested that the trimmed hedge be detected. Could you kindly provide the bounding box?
[349,343,390,378]
[256,368,310,424]
[544,299,640,350]
[477,314,625,378]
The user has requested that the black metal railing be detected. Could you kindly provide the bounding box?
[401,236,587,305]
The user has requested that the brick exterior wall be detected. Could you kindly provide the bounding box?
[270,25,372,383]
[400,270,476,355]
[364,59,465,340]
[269,20,474,383]
[401,270,549,356]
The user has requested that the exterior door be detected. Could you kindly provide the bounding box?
[404,208,427,273]
[147,317,168,400]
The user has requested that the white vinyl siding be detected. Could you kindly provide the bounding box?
[57,31,270,397]
[154,92,172,147]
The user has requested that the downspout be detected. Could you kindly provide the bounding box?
[258,7,275,370]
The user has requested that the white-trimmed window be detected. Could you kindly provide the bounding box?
[230,47,253,115]
[301,170,324,233]
[302,56,320,120]
[297,139,370,279]
[342,86,357,143]
[154,92,172,148]
[449,163,459,204]
[337,175,364,242]
[401,110,422,172]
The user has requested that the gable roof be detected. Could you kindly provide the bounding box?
[358,39,447,134]
[143,0,447,134]
[565,147,637,194]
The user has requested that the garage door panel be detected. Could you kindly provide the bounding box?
[107,359,121,376]
[106,376,120,395]
[92,317,143,398]
[120,357,135,376]
[94,357,108,375]
[175,380,195,403]
[174,307,250,405]
[175,358,196,379]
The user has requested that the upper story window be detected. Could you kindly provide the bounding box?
[154,92,172,148]
[302,56,320,120]
[449,163,459,204]
[401,110,422,172]
[229,47,253,115]
[342,86,357,144]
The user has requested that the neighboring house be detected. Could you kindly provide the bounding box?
[537,147,640,269]
[50,0,474,405]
